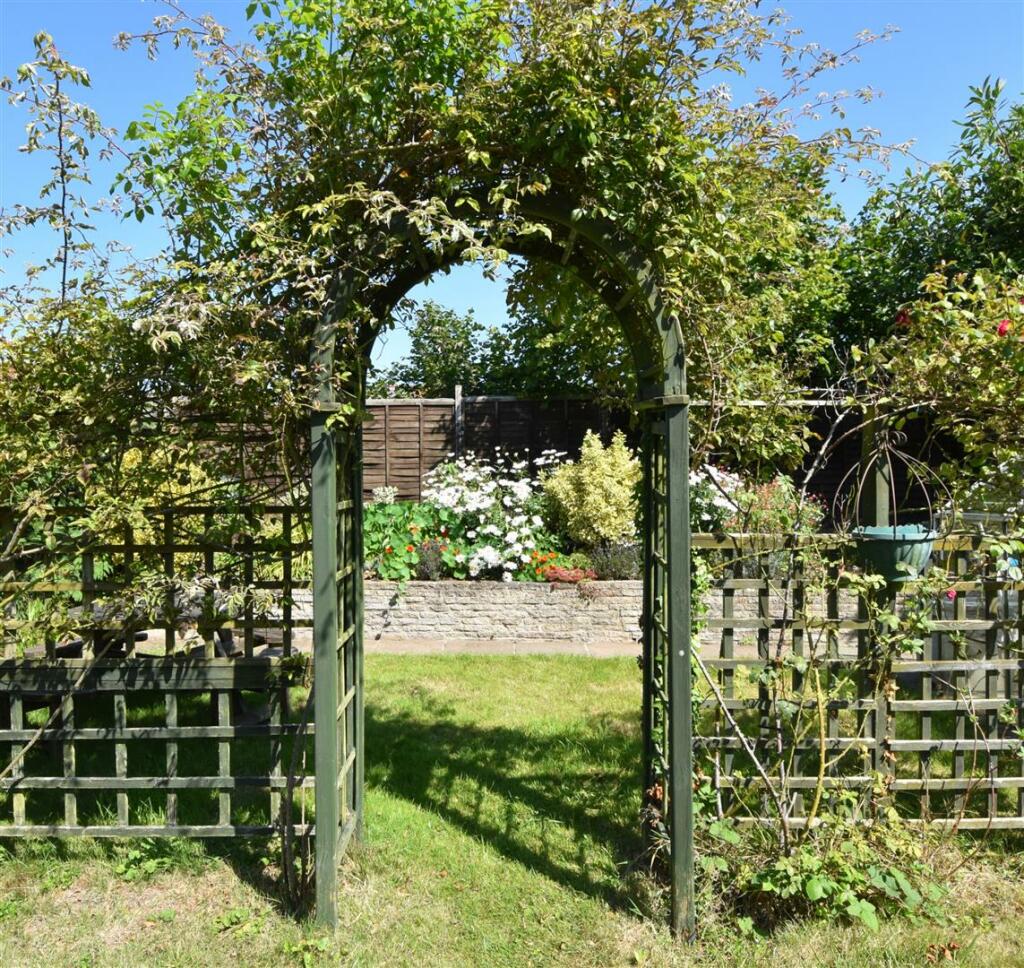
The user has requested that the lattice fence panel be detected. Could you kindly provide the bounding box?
[0,505,315,838]
[696,534,1024,829]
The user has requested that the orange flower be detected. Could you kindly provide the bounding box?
[409,524,419,533]
[405,544,415,552]
[440,544,448,551]
[385,546,393,554]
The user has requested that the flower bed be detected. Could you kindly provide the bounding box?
[363,434,824,586]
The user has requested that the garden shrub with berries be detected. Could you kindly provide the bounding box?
[862,269,1024,512]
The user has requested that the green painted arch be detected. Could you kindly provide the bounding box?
[312,196,686,406]
[307,193,695,937]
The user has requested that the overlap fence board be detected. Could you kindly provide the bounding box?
[362,394,628,500]
[695,533,1024,829]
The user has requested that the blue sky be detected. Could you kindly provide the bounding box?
[2,0,1022,366]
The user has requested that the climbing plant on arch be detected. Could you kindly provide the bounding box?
[1,0,893,938]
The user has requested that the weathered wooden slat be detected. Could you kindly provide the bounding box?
[166,693,178,825]
[703,617,1022,633]
[732,816,1024,831]
[717,775,1024,792]
[0,823,312,838]
[114,693,128,825]
[0,724,310,742]
[4,618,313,632]
[0,775,315,790]
[890,738,1022,752]
[0,658,296,692]
[699,698,872,711]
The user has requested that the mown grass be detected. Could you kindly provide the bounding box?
[0,655,1021,967]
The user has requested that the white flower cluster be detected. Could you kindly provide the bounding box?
[424,450,561,581]
[689,464,743,530]
[370,485,399,506]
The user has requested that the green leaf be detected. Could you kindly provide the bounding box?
[804,876,827,902]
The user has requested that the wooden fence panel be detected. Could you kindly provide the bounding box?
[362,393,630,501]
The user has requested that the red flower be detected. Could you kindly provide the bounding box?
[385,546,393,554]
[895,309,911,327]
[998,318,1012,337]
[945,587,956,601]
[405,544,415,552]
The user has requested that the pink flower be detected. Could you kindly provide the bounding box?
[945,588,956,601]
[998,318,1012,337]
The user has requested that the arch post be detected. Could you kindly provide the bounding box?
[310,401,341,930]
[664,397,694,939]
[640,387,694,938]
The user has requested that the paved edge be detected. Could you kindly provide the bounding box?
[365,638,640,656]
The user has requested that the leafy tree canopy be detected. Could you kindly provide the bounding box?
[0,0,897,547]
[109,0,889,466]
[368,299,488,398]
[840,78,1024,347]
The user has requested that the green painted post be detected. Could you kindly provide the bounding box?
[665,399,695,939]
[640,424,656,838]
[860,407,891,528]
[311,405,340,931]
[353,428,366,841]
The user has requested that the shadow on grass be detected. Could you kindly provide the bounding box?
[364,695,644,908]
[0,681,648,917]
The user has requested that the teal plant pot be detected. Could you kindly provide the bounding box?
[852,525,936,585]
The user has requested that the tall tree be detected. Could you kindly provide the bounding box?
[368,299,487,398]
[840,79,1024,347]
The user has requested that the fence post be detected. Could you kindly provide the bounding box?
[453,384,463,458]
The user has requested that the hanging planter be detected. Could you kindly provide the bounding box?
[851,524,936,585]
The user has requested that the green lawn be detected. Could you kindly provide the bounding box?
[0,655,1020,967]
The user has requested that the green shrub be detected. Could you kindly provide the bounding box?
[558,551,593,571]
[699,813,945,935]
[363,501,449,581]
[726,474,824,535]
[589,541,641,580]
[542,431,640,547]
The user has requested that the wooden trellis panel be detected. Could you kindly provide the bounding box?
[0,505,315,838]
[696,534,1024,829]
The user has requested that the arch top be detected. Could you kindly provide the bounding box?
[314,194,686,406]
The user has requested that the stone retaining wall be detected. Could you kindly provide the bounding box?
[287,581,1003,654]
[360,580,855,649]
[363,580,643,644]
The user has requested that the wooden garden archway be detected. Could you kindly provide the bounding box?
[308,195,696,936]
